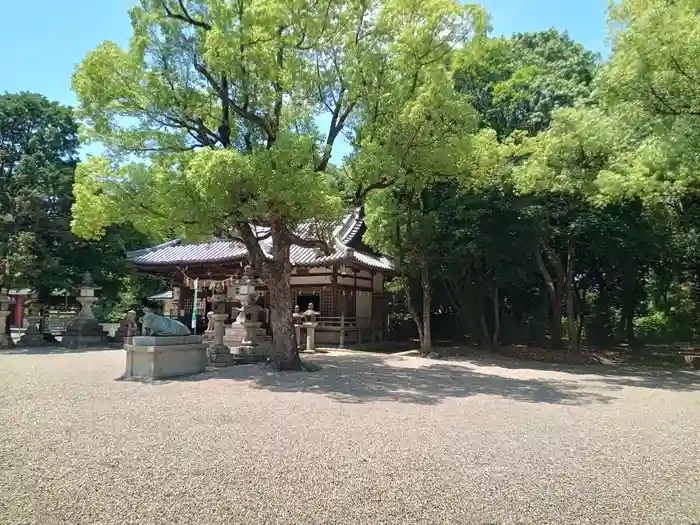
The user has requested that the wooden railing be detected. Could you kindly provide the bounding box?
[318,316,357,328]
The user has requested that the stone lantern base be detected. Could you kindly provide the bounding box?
[207,343,235,367]
[17,314,46,347]
[0,311,14,349]
[62,316,108,349]
[232,321,272,363]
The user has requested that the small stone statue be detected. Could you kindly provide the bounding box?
[125,310,139,337]
[140,308,191,336]
[113,310,139,344]
[205,311,215,332]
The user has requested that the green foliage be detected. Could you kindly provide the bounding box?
[0,92,78,295]
[94,273,167,322]
[455,29,599,138]
[71,0,486,248]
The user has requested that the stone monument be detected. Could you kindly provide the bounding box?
[123,309,206,380]
[62,272,108,349]
[0,293,16,349]
[207,284,234,367]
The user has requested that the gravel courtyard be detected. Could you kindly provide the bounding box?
[1,349,699,525]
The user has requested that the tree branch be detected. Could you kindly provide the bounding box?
[353,177,395,205]
[163,0,212,30]
[192,60,273,137]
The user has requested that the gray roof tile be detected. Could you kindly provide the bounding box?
[129,209,395,272]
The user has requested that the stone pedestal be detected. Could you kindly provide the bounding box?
[232,320,271,363]
[123,335,207,380]
[224,323,271,347]
[201,312,216,345]
[18,310,46,347]
[295,325,302,349]
[207,313,234,367]
[303,322,318,352]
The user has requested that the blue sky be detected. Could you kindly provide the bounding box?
[1,0,609,160]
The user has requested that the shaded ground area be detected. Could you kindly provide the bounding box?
[0,349,698,525]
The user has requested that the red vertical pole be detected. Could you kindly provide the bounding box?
[14,294,24,328]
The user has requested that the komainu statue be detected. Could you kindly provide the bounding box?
[140,308,191,336]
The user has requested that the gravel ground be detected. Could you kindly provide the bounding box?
[1,348,699,525]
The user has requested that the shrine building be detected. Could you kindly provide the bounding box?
[127,209,395,345]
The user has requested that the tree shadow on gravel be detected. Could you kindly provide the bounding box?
[441,348,700,393]
[158,351,619,406]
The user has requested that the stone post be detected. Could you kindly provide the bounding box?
[305,322,318,351]
[0,294,16,349]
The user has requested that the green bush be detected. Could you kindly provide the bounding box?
[633,311,697,343]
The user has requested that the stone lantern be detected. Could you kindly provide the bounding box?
[17,293,46,347]
[0,293,16,349]
[77,272,99,318]
[230,266,266,362]
[206,282,233,367]
[302,302,321,352]
[62,272,107,349]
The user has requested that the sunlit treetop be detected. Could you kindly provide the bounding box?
[71,0,488,255]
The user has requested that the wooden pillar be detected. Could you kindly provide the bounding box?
[331,265,339,316]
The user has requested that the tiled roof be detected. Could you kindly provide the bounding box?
[129,240,247,265]
[128,208,395,272]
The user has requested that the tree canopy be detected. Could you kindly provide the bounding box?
[71,0,488,368]
[0,92,78,298]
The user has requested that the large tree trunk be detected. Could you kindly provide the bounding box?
[237,220,302,371]
[267,269,302,370]
[267,265,302,370]
[440,271,473,339]
[263,227,302,371]
[400,276,424,350]
[420,259,432,354]
[535,241,563,348]
[479,308,490,348]
[565,239,578,353]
